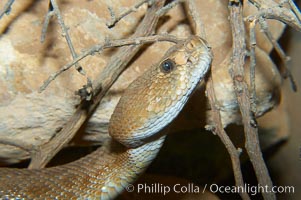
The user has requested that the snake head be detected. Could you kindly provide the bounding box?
[109,36,212,148]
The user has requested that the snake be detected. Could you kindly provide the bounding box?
[0,35,212,200]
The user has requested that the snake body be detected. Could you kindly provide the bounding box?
[0,36,212,199]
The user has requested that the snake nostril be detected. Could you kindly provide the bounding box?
[187,60,192,66]
[186,42,195,50]
[187,56,196,66]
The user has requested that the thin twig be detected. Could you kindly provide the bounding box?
[185,0,206,38]
[206,78,251,200]
[0,0,15,19]
[247,0,301,32]
[39,34,181,92]
[287,0,301,23]
[49,0,85,75]
[249,19,257,114]
[247,0,299,91]
[257,17,297,91]
[106,0,152,28]
[156,0,185,17]
[40,1,55,43]
[29,0,167,169]
[228,1,275,200]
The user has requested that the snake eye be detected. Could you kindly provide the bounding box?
[160,59,175,73]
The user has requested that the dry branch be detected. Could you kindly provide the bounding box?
[287,0,301,22]
[39,34,181,92]
[257,18,297,91]
[249,19,257,113]
[40,5,54,43]
[206,78,250,200]
[46,0,85,75]
[229,1,275,199]
[29,0,167,169]
[106,0,151,28]
[185,0,206,38]
[246,0,300,92]
[247,0,301,32]
[0,0,15,19]
[156,0,185,17]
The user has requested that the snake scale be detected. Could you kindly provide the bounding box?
[0,36,212,199]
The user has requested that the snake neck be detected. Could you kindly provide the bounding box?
[0,136,165,200]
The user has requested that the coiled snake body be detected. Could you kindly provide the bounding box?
[0,36,212,199]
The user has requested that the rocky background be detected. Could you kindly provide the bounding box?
[0,0,300,199]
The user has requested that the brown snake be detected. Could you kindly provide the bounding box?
[0,36,212,200]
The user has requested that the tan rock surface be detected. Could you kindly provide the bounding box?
[0,0,285,164]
